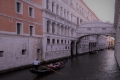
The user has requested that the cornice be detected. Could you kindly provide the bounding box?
[81,0,99,20]
[43,9,78,26]
[22,0,42,9]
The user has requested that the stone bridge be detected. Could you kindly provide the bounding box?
[70,20,115,56]
[77,20,115,38]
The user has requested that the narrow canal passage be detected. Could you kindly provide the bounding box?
[0,50,120,80]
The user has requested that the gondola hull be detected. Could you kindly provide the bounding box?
[30,59,68,74]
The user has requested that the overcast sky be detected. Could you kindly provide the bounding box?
[83,0,115,23]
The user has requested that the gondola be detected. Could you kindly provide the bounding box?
[30,59,68,74]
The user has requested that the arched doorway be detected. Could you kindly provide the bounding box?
[71,41,75,56]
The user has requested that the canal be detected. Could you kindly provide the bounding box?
[0,50,120,80]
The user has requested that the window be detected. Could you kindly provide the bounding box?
[30,26,33,36]
[77,17,79,25]
[16,1,23,14]
[80,19,82,23]
[37,49,40,53]
[46,0,49,9]
[0,51,3,57]
[22,49,26,55]
[61,40,63,44]
[64,9,66,18]
[102,28,106,30]
[57,39,59,44]
[65,40,66,44]
[37,49,40,59]
[47,38,50,44]
[17,22,22,34]
[52,2,54,12]
[87,28,91,31]
[67,11,69,19]
[56,5,59,14]
[47,21,50,33]
[57,24,59,34]
[65,46,67,49]
[29,7,34,18]
[52,23,55,34]
[60,7,62,16]
[52,39,55,44]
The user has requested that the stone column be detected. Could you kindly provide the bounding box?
[64,27,66,36]
[63,26,65,36]
[69,28,71,37]
[66,27,68,36]
[50,22,52,33]
[59,24,61,35]
[55,23,57,34]
[67,27,69,36]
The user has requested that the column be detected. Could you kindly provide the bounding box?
[69,28,71,37]
[65,27,66,36]
[68,27,69,36]
[50,22,52,33]
[55,23,57,34]
[59,24,61,35]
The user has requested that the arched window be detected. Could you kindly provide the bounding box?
[52,23,55,34]
[47,21,50,33]
[56,5,59,14]
[67,11,69,19]
[52,2,54,12]
[60,7,62,16]
[80,19,82,23]
[64,9,66,18]
[46,0,49,9]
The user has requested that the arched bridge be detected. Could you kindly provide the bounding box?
[77,20,115,38]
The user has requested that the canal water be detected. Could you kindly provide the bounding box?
[0,50,120,80]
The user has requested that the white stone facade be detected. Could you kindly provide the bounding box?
[42,0,99,61]
[77,20,115,38]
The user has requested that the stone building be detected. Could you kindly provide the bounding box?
[0,0,43,71]
[42,0,99,61]
[0,0,112,72]
[77,20,114,54]
[114,0,120,67]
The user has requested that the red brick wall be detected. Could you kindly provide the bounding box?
[0,0,43,35]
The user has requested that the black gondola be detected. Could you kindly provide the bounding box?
[30,59,68,74]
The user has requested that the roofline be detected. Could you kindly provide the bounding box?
[81,0,99,20]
